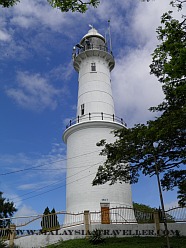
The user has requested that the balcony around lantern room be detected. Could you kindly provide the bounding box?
[65,112,127,130]
[74,42,112,55]
[72,42,115,72]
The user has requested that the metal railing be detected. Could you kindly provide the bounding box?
[0,206,185,240]
[161,207,186,223]
[65,112,126,129]
[90,207,138,224]
[74,44,112,57]
[0,211,85,240]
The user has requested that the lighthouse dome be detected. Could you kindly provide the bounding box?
[81,27,105,42]
[80,27,106,49]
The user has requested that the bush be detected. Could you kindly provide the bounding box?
[0,239,8,248]
[89,229,105,245]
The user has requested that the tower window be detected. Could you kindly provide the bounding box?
[81,104,85,115]
[91,62,96,71]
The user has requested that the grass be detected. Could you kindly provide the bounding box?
[46,236,186,248]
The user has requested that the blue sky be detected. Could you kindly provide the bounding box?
[0,0,183,218]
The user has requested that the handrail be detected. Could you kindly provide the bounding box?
[74,44,113,57]
[0,206,185,239]
[65,112,126,129]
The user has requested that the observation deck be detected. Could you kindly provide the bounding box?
[73,44,115,72]
[65,112,126,129]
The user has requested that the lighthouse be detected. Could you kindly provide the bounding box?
[63,27,134,219]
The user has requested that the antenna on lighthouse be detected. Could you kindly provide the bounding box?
[108,19,112,53]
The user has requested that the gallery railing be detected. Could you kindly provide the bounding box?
[65,112,126,129]
[74,44,112,56]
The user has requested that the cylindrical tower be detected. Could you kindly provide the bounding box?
[63,27,134,220]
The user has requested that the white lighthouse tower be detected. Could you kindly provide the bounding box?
[63,27,134,220]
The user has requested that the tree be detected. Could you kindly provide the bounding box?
[148,4,186,194]
[93,1,186,204]
[0,0,19,7]
[48,0,99,13]
[41,206,50,231]
[50,208,60,230]
[177,180,186,207]
[133,203,175,223]
[133,202,155,223]
[133,202,156,212]
[0,192,17,228]
[41,207,60,232]
[0,0,100,13]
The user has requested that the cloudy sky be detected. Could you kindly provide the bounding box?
[0,0,183,219]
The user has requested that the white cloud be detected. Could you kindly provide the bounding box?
[102,0,173,127]
[0,153,33,173]
[3,192,22,208]
[6,71,62,111]
[131,0,172,46]
[18,183,41,190]
[0,143,66,188]
[0,29,11,41]
[49,62,74,89]
[112,47,164,127]
[9,0,80,32]
[0,0,83,61]
[11,0,62,29]
[63,118,72,127]
[15,204,38,217]
[164,201,178,210]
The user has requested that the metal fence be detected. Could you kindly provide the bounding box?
[0,206,185,241]
[163,207,186,223]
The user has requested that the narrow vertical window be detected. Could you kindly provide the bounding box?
[91,62,96,71]
[81,104,85,115]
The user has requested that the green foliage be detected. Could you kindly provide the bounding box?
[0,239,19,248]
[46,237,186,248]
[149,7,186,196]
[41,207,60,232]
[0,0,99,13]
[89,229,105,245]
[43,206,50,215]
[133,202,156,212]
[0,0,19,7]
[170,0,185,10]
[133,202,155,223]
[93,1,186,205]
[133,203,175,223]
[177,180,186,207]
[0,192,17,228]
[0,239,8,248]
[47,0,99,13]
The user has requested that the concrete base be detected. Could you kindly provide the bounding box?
[12,223,186,248]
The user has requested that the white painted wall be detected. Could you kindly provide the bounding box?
[64,122,133,215]
[77,57,115,117]
[12,223,186,248]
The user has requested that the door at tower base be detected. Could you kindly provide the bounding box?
[101,203,110,224]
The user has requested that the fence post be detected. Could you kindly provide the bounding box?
[84,210,90,239]
[154,211,160,236]
[9,224,16,247]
